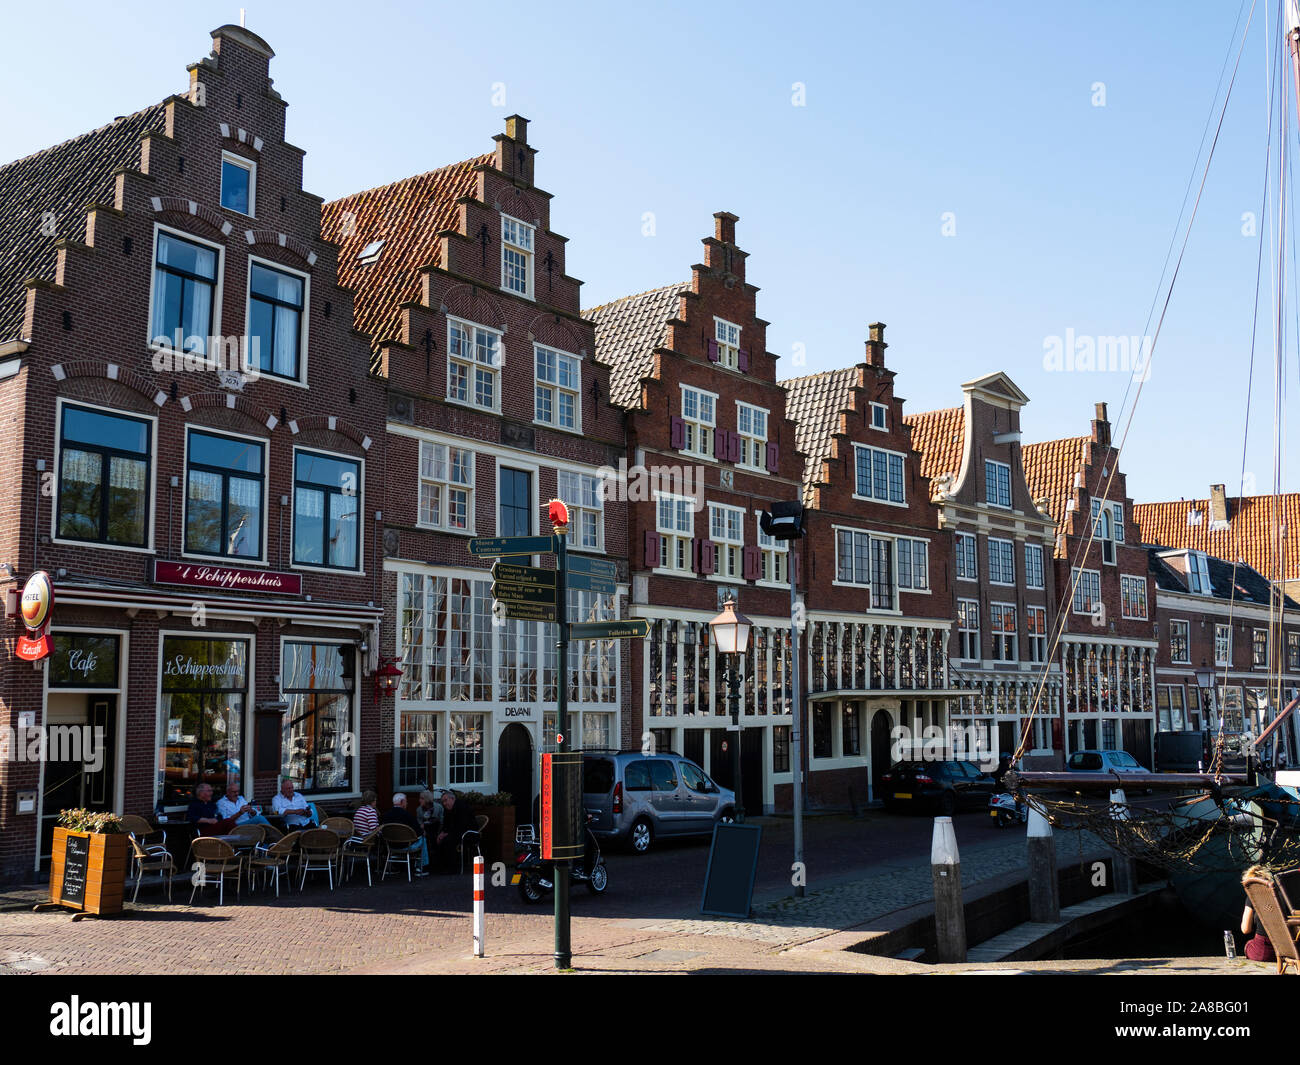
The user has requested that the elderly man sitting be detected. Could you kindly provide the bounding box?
[270,777,318,830]
[216,779,272,828]
[380,793,429,876]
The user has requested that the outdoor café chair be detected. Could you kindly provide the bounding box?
[341,828,384,886]
[459,814,488,874]
[127,833,178,903]
[228,823,266,850]
[1241,870,1300,975]
[248,833,299,898]
[189,837,244,906]
[298,828,341,891]
[322,816,355,841]
[379,823,422,882]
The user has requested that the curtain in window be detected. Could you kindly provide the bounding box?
[328,492,358,568]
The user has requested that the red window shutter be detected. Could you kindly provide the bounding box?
[738,348,750,372]
[743,545,761,581]
[707,338,719,362]
[765,441,779,474]
[643,530,661,569]
[727,431,741,463]
[690,537,702,574]
[670,416,685,450]
[1051,717,1063,751]
[713,427,727,460]
[703,541,718,573]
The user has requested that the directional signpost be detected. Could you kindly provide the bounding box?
[472,506,649,970]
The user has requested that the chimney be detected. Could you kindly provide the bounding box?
[714,211,738,245]
[495,115,535,186]
[505,115,529,144]
[865,323,888,368]
[1209,483,1230,527]
[1091,401,1110,448]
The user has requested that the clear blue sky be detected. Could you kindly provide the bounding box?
[4,0,1297,503]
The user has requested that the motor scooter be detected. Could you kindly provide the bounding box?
[989,790,1027,828]
[514,814,608,903]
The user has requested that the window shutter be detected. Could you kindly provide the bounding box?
[713,427,727,460]
[727,431,741,463]
[738,348,750,372]
[690,537,702,574]
[707,338,719,362]
[703,540,718,573]
[743,545,761,581]
[670,416,685,450]
[643,530,661,569]
[765,441,779,474]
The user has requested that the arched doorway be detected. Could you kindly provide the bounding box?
[497,724,534,826]
[870,709,893,802]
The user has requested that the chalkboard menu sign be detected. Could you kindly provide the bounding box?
[61,833,89,907]
[701,822,762,918]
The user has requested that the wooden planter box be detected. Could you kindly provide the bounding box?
[472,805,516,864]
[49,828,129,916]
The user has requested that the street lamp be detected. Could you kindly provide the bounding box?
[709,597,752,822]
[1195,661,1216,729]
[373,657,403,698]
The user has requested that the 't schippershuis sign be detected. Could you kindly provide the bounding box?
[153,561,302,596]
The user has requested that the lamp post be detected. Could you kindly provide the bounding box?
[373,657,403,699]
[709,597,752,822]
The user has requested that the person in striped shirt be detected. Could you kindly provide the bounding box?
[352,790,380,837]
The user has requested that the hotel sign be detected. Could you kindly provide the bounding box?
[153,561,302,596]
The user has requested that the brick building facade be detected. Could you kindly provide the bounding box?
[0,26,386,879]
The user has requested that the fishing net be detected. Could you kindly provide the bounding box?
[1022,787,1300,875]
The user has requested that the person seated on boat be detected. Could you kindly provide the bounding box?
[1241,864,1278,962]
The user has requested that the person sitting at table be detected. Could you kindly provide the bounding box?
[186,783,222,832]
[416,790,441,874]
[271,777,315,830]
[433,789,477,873]
[380,793,428,876]
[217,779,272,828]
[353,790,380,837]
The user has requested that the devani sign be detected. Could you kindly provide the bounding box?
[153,561,302,596]
[503,706,535,719]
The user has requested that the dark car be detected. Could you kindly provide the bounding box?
[881,760,996,815]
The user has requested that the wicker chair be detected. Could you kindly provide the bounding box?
[459,814,488,874]
[127,833,178,903]
[1275,868,1300,918]
[298,828,342,891]
[341,828,384,886]
[1241,870,1300,975]
[322,816,355,841]
[248,833,299,897]
[189,837,243,906]
[379,823,422,882]
[228,823,266,850]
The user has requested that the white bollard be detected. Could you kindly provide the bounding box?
[1108,787,1137,895]
[931,816,966,963]
[1026,805,1060,923]
[473,855,485,957]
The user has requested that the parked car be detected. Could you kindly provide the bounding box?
[1065,749,1151,775]
[582,751,736,854]
[880,760,996,815]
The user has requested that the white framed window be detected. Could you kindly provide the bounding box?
[709,503,744,580]
[834,528,896,610]
[984,460,1011,508]
[220,152,256,216]
[1025,544,1044,589]
[535,345,581,431]
[1170,619,1190,664]
[1120,574,1147,619]
[501,214,534,298]
[736,402,769,470]
[988,538,1015,585]
[681,385,717,459]
[756,519,788,584]
[852,444,906,505]
[1071,567,1101,615]
[990,603,1017,661]
[1027,606,1047,662]
[184,427,265,561]
[957,599,980,660]
[870,402,888,431]
[418,442,473,532]
[292,448,362,571]
[246,256,309,383]
[447,318,502,411]
[896,537,929,591]
[656,493,695,571]
[1091,498,1124,565]
[714,317,740,369]
[1186,551,1212,595]
[1288,632,1300,671]
[1215,623,1232,666]
[955,532,977,581]
[1253,629,1269,669]
[558,470,603,550]
[581,711,613,750]
[148,225,223,357]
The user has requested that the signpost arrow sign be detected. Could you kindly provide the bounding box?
[469,535,559,557]
[491,562,556,587]
[565,571,617,595]
[568,618,651,641]
[499,600,559,623]
[491,581,559,605]
[567,555,618,579]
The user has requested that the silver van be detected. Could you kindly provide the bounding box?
[582,751,736,854]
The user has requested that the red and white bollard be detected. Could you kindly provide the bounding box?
[472,855,485,958]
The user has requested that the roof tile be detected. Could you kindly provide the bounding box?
[1134,494,1300,583]
[782,367,860,507]
[584,283,686,408]
[903,406,965,482]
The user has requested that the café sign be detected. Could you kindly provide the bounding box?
[153,560,302,596]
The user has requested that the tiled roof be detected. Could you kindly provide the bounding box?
[1134,493,1300,584]
[1022,435,1090,540]
[584,283,686,409]
[1148,547,1300,609]
[322,155,491,361]
[0,103,166,341]
[782,366,861,507]
[903,406,965,482]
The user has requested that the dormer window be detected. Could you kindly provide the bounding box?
[1186,551,1212,595]
[357,240,384,265]
[1091,498,1123,564]
[220,152,255,216]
